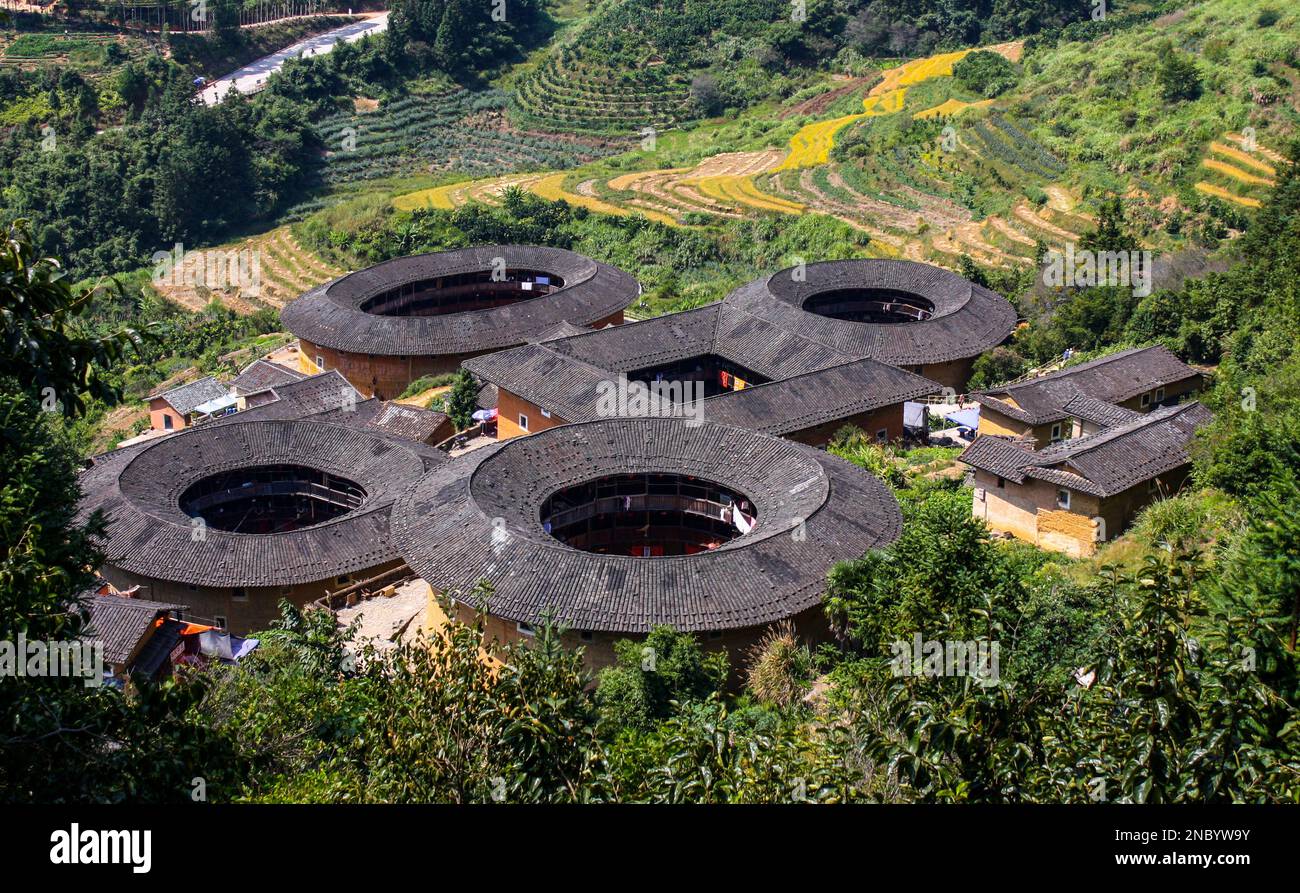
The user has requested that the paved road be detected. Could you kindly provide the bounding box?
[198,12,388,106]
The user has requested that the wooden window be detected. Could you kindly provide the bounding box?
[996,477,1005,488]
[1155,387,1165,402]
[1140,392,1151,407]
[232,588,248,602]
[519,413,529,431]
[1050,423,1062,442]
[1056,489,1071,510]
[214,615,228,630]
[875,428,888,443]
[516,621,536,638]
[579,630,593,642]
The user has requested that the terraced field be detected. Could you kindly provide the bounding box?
[149,226,344,313]
[389,37,1284,273]
[512,52,692,134]
[1192,133,1285,209]
[312,88,625,187]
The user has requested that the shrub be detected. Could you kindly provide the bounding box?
[953,50,1018,98]
[744,622,815,708]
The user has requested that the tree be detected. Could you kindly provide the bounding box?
[688,73,723,117]
[0,227,234,804]
[1157,48,1202,102]
[952,49,1018,97]
[594,626,728,731]
[447,367,479,430]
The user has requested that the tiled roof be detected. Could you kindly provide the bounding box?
[281,246,640,356]
[392,417,902,633]
[464,300,944,430]
[973,346,1200,425]
[723,259,1017,365]
[151,377,228,416]
[220,371,363,423]
[78,418,443,588]
[230,359,306,395]
[1062,393,1143,428]
[84,596,186,664]
[960,402,1212,497]
[703,358,941,435]
[363,402,452,443]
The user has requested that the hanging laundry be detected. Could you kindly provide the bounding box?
[719,370,732,389]
[734,376,748,390]
[732,505,756,534]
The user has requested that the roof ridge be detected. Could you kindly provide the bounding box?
[1036,401,1199,460]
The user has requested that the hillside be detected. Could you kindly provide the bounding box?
[390,0,1292,273]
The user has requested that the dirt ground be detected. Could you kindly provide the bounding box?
[335,578,430,654]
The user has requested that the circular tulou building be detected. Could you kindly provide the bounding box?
[392,417,903,669]
[723,259,1017,391]
[281,245,641,399]
[79,418,442,633]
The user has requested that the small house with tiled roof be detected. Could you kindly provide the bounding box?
[147,376,230,432]
[973,346,1203,448]
[84,594,189,681]
[229,359,307,397]
[960,401,1212,556]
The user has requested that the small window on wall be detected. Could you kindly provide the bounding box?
[163,415,174,430]
[315,356,326,371]
[1155,387,1165,402]
[232,588,248,602]
[214,616,228,630]
[708,630,723,641]
[519,414,529,432]
[517,621,536,638]
[1050,423,1062,442]
[875,429,888,443]
[579,630,593,642]
[996,477,1006,489]
[1056,489,1071,510]
[1141,392,1152,407]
